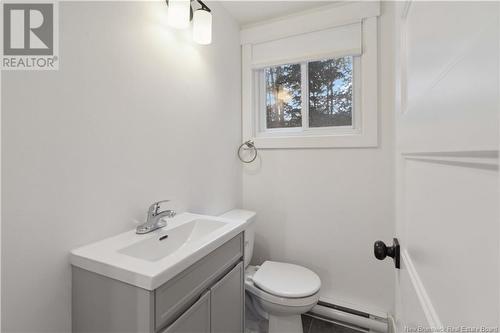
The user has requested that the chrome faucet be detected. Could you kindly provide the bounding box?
[136,200,176,234]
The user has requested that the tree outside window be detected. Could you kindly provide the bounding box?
[265,64,302,128]
[263,56,353,130]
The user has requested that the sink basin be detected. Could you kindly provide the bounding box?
[70,212,251,290]
[118,219,226,261]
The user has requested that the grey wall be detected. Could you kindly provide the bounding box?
[1,1,241,332]
[242,3,396,314]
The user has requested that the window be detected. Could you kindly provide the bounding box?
[259,56,356,134]
[242,9,379,148]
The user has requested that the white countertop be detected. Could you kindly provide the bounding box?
[70,212,249,290]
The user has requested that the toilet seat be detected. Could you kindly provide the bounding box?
[252,261,321,298]
[245,278,319,307]
[244,262,320,308]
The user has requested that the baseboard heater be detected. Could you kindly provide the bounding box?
[308,301,388,333]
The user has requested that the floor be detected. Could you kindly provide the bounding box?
[301,315,365,333]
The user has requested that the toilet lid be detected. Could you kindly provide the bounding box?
[252,261,321,298]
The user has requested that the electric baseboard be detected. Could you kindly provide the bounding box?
[309,301,388,333]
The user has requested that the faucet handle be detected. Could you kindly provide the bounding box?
[148,200,171,216]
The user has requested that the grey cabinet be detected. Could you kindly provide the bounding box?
[155,234,243,330]
[163,292,211,333]
[162,263,245,333]
[210,263,244,333]
[164,262,244,333]
[72,233,244,333]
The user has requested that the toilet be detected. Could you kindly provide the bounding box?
[221,210,321,333]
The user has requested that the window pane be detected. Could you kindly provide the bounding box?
[265,64,302,128]
[308,57,353,127]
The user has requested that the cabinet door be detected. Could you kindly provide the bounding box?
[162,291,210,333]
[210,262,244,333]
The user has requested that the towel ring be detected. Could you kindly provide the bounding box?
[238,140,258,163]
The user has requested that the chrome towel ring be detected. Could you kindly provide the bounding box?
[238,140,258,163]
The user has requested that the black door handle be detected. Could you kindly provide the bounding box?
[374,238,400,269]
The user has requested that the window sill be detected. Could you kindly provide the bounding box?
[252,132,378,149]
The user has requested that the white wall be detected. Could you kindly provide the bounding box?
[242,2,395,314]
[1,2,241,332]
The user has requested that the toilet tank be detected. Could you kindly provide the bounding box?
[219,209,256,268]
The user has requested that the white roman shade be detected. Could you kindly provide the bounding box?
[251,22,362,68]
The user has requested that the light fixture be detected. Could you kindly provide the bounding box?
[165,0,212,45]
[167,0,191,29]
[193,7,212,45]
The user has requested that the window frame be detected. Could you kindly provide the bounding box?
[255,56,362,138]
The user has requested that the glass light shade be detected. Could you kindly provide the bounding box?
[193,9,212,45]
[167,0,191,29]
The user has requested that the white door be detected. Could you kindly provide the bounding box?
[393,1,499,330]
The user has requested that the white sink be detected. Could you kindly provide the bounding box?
[70,212,249,290]
[118,219,226,262]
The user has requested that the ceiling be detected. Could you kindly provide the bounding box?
[218,1,333,27]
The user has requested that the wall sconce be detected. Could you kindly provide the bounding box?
[166,0,212,45]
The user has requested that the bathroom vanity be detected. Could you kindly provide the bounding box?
[71,213,248,333]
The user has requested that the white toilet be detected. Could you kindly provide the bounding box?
[221,210,321,333]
